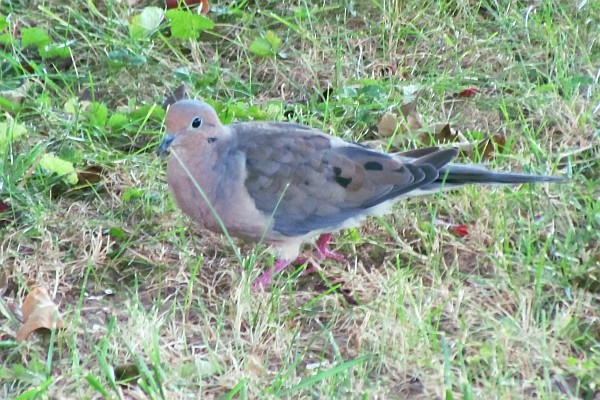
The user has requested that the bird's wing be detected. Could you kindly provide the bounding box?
[232,122,457,237]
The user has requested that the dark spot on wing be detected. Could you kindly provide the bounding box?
[334,176,352,188]
[333,166,352,188]
[364,161,383,171]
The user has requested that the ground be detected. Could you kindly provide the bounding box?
[0,0,599,399]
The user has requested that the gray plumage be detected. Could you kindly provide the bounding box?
[158,99,563,262]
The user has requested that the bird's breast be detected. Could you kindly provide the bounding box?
[166,153,274,243]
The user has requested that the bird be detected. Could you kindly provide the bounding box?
[157,99,563,289]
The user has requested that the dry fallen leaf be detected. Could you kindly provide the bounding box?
[0,199,12,226]
[0,80,32,105]
[0,200,10,213]
[376,112,400,138]
[399,101,423,132]
[370,62,398,78]
[377,101,423,139]
[433,124,459,143]
[77,165,106,185]
[246,354,268,378]
[450,224,469,237]
[435,220,469,237]
[198,0,210,15]
[16,286,64,343]
[478,134,506,161]
[455,87,478,98]
[162,83,189,109]
[114,363,141,382]
[0,268,9,296]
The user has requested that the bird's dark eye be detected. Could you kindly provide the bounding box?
[191,117,202,128]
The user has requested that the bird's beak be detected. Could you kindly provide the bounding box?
[157,134,174,156]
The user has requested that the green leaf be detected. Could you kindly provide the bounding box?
[166,9,214,40]
[86,374,110,398]
[107,49,147,67]
[249,31,281,57]
[108,227,126,241]
[0,366,11,379]
[38,43,70,58]
[21,27,51,48]
[264,30,281,51]
[39,154,78,185]
[130,6,164,39]
[0,121,27,151]
[122,187,142,202]
[0,33,11,45]
[88,102,108,127]
[0,15,8,31]
[58,146,83,163]
[249,38,271,57]
[64,97,80,115]
[107,113,129,130]
[177,360,217,379]
[129,104,165,121]
[15,377,53,400]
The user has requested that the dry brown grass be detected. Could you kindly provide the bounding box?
[1,0,599,399]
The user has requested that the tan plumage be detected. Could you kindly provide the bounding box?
[158,100,562,288]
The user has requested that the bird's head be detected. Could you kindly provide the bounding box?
[157,100,225,156]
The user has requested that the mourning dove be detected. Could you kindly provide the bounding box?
[158,100,563,289]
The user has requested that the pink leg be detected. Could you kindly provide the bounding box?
[303,234,345,275]
[315,234,345,262]
[252,258,293,290]
[252,235,345,289]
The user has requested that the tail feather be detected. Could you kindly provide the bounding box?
[440,164,565,185]
[397,146,565,196]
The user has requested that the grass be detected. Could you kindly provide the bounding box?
[0,0,599,398]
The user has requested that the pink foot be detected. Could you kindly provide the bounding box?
[315,234,345,262]
[252,259,292,290]
[251,235,345,290]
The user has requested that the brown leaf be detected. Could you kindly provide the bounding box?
[455,87,478,98]
[114,363,141,382]
[478,134,506,161]
[399,101,423,131]
[0,200,10,214]
[317,86,333,103]
[162,84,189,109]
[0,80,32,105]
[0,265,16,297]
[0,268,8,296]
[433,124,459,143]
[199,0,210,14]
[77,165,105,185]
[0,199,12,226]
[16,287,64,343]
[371,62,397,78]
[376,112,399,138]
[376,101,422,139]
[0,200,12,225]
[246,354,267,378]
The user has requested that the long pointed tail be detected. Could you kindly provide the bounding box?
[440,164,565,185]
[397,146,565,195]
